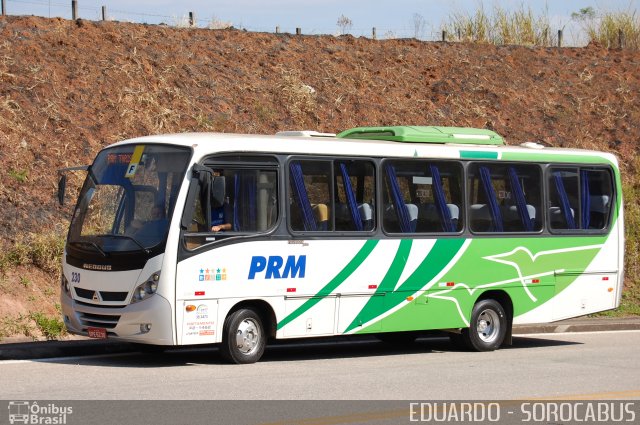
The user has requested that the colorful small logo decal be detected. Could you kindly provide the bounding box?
[199,267,227,282]
[196,304,209,320]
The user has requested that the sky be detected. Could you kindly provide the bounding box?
[4,0,639,43]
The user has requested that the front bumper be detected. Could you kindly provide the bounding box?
[61,289,175,345]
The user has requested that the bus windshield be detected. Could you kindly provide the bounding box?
[68,144,191,253]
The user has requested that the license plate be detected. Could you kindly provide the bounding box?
[87,327,107,339]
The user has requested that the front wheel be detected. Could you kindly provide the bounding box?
[461,299,507,351]
[220,308,266,364]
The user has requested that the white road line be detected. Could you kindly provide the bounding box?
[0,352,140,365]
[0,359,32,365]
[515,329,640,337]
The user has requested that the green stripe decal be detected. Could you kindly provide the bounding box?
[350,238,466,334]
[394,238,466,292]
[460,150,498,159]
[277,239,378,330]
[357,236,607,334]
[344,239,413,333]
[501,152,615,165]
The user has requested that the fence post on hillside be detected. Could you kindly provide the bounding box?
[372,27,376,40]
[557,30,563,47]
[557,29,563,47]
[1,0,6,17]
[189,12,195,27]
[619,29,625,48]
[71,0,78,20]
[296,27,301,35]
[442,30,446,42]
[101,5,106,21]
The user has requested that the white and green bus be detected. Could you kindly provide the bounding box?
[59,126,624,363]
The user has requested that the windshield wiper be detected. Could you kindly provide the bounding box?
[71,241,108,258]
[108,234,150,254]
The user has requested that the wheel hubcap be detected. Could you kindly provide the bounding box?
[476,309,500,343]
[235,318,261,355]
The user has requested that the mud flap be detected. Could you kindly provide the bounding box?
[502,318,513,346]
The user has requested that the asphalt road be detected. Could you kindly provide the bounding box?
[1,330,639,401]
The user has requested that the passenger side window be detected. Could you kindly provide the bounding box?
[184,165,278,249]
[288,159,376,232]
[548,167,613,231]
[383,160,463,233]
[221,169,278,232]
[468,163,542,233]
[289,160,332,231]
[548,168,579,230]
[582,169,613,230]
[334,160,376,231]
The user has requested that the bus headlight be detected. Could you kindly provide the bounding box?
[131,272,160,304]
[61,274,71,296]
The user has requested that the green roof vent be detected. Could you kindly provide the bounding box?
[337,126,505,146]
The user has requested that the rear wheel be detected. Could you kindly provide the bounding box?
[220,308,266,364]
[461,299,507,351]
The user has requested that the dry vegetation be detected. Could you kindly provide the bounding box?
[0,14,639,338]
[575,8,640,50]
[442,5,640,48]
[443,4,555,46]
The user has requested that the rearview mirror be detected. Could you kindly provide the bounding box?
[57,165,89,207]
[57,174,67,206]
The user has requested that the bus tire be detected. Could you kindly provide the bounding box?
[220,308,266,364]
[461,299,507,352]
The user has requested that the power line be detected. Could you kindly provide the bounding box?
[3,0,599,45]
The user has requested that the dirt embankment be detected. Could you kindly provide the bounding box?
[0,15,638,329]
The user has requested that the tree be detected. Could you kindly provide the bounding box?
[571,7,596,21]
[337,14,353,35]
[412,13,426,39]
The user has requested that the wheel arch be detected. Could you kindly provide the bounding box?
[227,299,277,339]
[475,290,514,346]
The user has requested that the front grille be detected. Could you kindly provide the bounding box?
[74,287,128,302]
[76,301,124,309]
[99,291,128,302]
[75,287,95,299]
[79,312,121,329]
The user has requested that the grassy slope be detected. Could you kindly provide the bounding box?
[0,16,639,338]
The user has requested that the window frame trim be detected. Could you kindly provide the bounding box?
[466,161,545,236]
[286,155,378,236]
[379,158,466,236]
[180,154,282,252]
[545,163,616,235]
